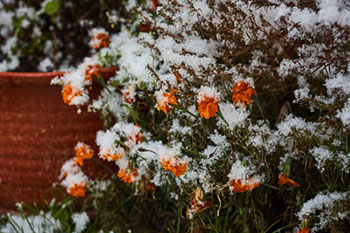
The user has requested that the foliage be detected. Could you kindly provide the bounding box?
[3,0,350,232]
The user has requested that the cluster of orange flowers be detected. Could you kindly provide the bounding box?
[85,64,101,82]
[156,89,178,114]
[156,81,256,119]
[68,181,87,197]
[229,178,260,193]
[160,158,187,177]
[74,143,94,166]
[232,81,256,107]
[229,173,300,193]
[117,168,138,183]
[90,33,111,49]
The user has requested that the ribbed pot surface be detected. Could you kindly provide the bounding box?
[0,68,117,211]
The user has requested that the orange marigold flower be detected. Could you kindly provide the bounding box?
[100,148,124,162]
[90,33,110,49]
[160,158,187,177]
[232,81,256,107]
[85,64,101,82]
[278,174,301,187]
[62,84,82,105]
[156,89,178,114]
[117,168,138,183]
[298,228,310,233]
[197,86,220,119]
[68,183,87,197]
[74,142,94,166]
[229,178,260,193]
[197,96,219,119]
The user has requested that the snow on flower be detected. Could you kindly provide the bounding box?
[197,86,220,119]
[59,159,89,197]
[228,160,261,193]
[117,168,138,183]
[74,142,94,166]
[156,89,178,114]
[232,81,256,107]
[89,28,110,49]
[158,144,188,177]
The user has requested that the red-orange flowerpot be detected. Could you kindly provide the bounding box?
[0,67,118,212]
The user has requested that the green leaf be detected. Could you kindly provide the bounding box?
[44,0,60,16]
[123,104,140,122]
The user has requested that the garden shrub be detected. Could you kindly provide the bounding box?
[3,0,350,232]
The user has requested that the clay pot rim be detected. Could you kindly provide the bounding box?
[0,67,118,78]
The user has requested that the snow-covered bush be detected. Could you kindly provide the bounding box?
[51,0,350,232]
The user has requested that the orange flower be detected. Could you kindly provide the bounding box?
[278,174,301,187]
[160,158,187,177]
[156,89,178,114]
[68,183,87,197]
[75,143,94,166]
[90,33,110,49]
[298,228,310,233]
[101,149,124,162]
[197,96,219,119]
[229,178,260,193]
[62,84,82,105]
[128,132,143,145]
[232,81,256,107]
[85,64,101,81]
[117,168,138,183]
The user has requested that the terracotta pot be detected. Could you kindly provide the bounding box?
[0,67,118,212]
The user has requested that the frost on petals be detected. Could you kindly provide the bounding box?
[156,89,178,114]
[197,86,220,119]
[90,33,110,49]
[74,142,94,166]
[158,146,188,177]
[59,159,89,198]
[117,168,138,183]
[85,64,101,82]
[62,84,82,105]
[228,160,261,193]
[160,158,187,177]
